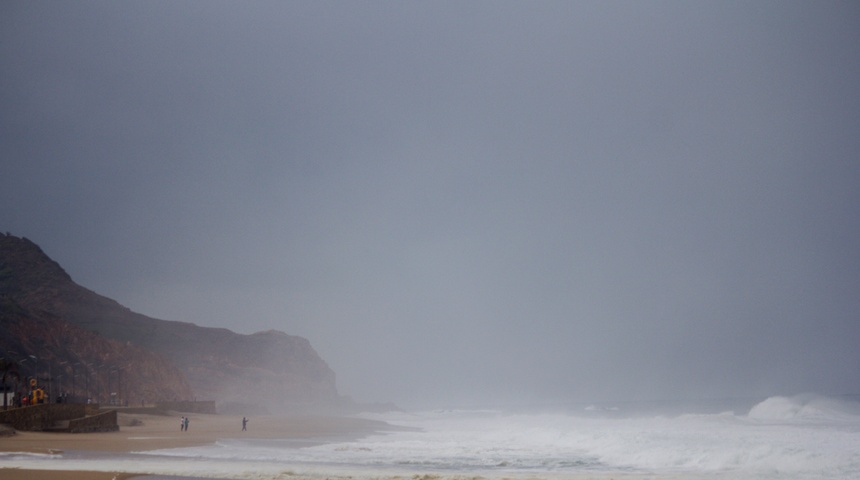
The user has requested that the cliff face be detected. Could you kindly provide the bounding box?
[0,297,194,404]
[0,234,342,413]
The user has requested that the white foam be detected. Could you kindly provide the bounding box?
[4,396,860,479]
[748,394,860,422]
[135,397,860,478]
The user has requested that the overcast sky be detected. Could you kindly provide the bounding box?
[2,1,859,408]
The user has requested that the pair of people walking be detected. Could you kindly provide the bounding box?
[180,416,189,431]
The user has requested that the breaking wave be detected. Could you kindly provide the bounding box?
[136,395,860,478]
[747,394,860,422]
[3,395,860,479]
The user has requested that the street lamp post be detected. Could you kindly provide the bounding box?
[100,364,106,404]
[29,355,37,385]
[19,358,28,376]
[55,374,64,402]
[72,363,80,402]
[117,366,124,406]
[84,363,93,403]
[107,368,113,405]
[5,352,20,407]
[15,358,30,405]
[96,364,106,404]
[47,362,53,401]
[58,361,68,399]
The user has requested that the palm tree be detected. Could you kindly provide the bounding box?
[0,358,21,410]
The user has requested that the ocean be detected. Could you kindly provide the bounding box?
[3,394,860,479]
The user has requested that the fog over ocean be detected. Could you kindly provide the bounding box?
[4,1,859,410]
[3,4,859,478]
[3,394,859,479]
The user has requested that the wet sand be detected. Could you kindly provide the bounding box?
[0,411,386,453]
[0,470,139,480]
[0,413,682,480]
[0,411,387,479]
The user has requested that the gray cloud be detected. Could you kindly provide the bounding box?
[2,1,859,407]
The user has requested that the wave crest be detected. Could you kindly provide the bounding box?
[748,394,860,421]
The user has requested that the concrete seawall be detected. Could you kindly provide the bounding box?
[68,409,118,433]
[0,403,116,432]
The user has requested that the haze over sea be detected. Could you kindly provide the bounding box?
[3,2,860,478]
[2,394,859,479]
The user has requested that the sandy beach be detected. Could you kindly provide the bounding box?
[0,411,388,479]
[1,409,810,480]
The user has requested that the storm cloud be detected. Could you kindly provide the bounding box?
[2,1,859,407]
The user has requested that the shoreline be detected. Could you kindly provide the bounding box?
[0,470,139,480]
[0,411,390,480]
[0,412,694,480]
[0,411,389,453]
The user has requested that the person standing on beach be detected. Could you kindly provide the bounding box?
[180,416,185,431]
[184,416,189,431]
[242,417,248,431]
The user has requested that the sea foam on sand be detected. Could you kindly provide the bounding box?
[2,395,860,480]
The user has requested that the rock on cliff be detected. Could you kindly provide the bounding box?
[0,233,343,413]
[0,296,194,404]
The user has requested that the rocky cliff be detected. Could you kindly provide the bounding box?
[1,297,194,405]
[0,233,343,413]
